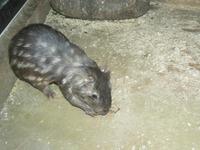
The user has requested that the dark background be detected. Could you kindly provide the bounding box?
[0,0,27,34]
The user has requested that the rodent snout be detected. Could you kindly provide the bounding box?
[85,106,110,116]
[94,107,110,116]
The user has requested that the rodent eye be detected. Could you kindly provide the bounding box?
[91,94,98,99]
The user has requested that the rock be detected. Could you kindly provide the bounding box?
[49,0,150,20]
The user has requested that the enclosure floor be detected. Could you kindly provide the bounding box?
[1,2,200,150]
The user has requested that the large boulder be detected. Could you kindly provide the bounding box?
[49,0,150,20]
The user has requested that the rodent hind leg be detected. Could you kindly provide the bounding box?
[31,82,56,99]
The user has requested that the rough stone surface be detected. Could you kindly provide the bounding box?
[50,0,150,20]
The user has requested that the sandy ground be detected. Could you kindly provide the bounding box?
[0,1,200,150]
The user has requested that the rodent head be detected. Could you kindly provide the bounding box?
[59,67,111,116]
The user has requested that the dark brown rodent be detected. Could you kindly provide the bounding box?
[9,24,111,116]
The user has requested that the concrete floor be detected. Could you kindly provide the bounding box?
[1,1,200,150]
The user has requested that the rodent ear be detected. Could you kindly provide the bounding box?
[105,70,111,80]
[101,66,110,80]
[100,65,110,73]
[101,68,110,80]
[100,65,108,73]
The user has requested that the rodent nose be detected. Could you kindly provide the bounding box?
[95,107,109,115]
[100,110,108,116]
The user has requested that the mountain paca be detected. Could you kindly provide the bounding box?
[9,24,111,116]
